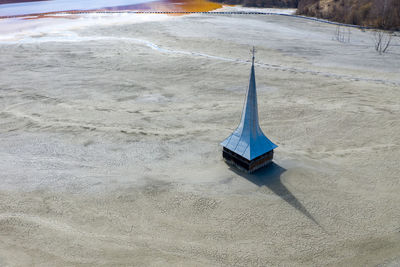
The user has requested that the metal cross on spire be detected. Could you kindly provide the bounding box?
[251,46,256,65]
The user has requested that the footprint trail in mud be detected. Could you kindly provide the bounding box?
[3,32,399,87]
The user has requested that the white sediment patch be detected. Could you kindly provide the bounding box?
[0,13,170,42]
[212,6,297,15]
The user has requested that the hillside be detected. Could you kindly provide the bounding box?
[298,0,400,30]
[211,0,400,30]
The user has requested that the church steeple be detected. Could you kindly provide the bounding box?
[221,48,277,172]
[239,46,260,147]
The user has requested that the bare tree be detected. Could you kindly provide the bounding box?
[371,0,395,54]
[373,30,393,54]
[373,0,396,29]
[333,25,351,43]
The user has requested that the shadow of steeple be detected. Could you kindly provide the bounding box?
[229,162,321,227]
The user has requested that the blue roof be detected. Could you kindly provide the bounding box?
[221,53,277,161]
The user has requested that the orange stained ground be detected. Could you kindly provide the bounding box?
[151,0,223,13]
[15,0,224,20]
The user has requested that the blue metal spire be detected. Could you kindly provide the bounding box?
[221,47,277,160]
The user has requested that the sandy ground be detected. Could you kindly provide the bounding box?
[1,10,400,266]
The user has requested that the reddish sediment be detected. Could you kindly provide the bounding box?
[0,0,223,19]
[104,0,223,13]
[22,14,78,20]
